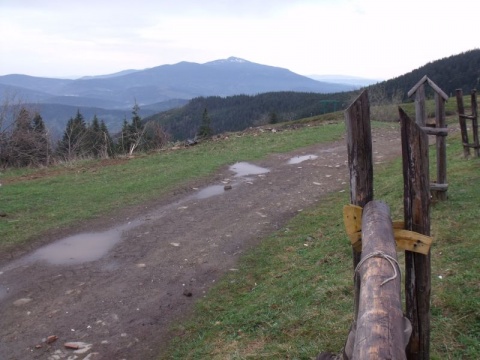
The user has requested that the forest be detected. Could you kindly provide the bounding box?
[146,91,353,140]
[372,49,480,100]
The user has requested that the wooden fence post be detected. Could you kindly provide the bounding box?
[434,92,447,200]
[345,90,374,318]
[414,83,427,126]
[352,201,409,360]
[472,90,480,157]
[455,89,479,158]
[456,89,471,158]
[399,108,431,360]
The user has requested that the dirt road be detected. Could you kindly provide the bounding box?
[0,127,401,359]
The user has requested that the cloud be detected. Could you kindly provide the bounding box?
[0,0,478,79]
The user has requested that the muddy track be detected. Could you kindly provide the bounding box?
[0,127,401,360]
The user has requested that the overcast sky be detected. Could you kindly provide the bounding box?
[1,0,478,80]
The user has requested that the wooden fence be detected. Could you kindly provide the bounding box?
[318,90,433,360]
[408,76,448,200]
[455,89,480,158]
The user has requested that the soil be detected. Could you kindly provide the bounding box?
[0,126,402,360]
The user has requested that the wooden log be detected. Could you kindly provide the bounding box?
[420,127,448,136]
[414,84,427,126]
[456,89,470,158]
[426,78,448,101]
[345,90,374,320]
[429,183,448,191]
[352,201,409,360]
[471,90,480,157]
[399,107,431,360]
[459,114,475,120]
[435,93,447,201]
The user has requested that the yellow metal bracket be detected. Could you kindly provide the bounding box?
[343,205,433,255]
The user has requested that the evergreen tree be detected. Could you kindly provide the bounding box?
[269,112,278,124]
[31,113,49,165]
[126,102,145,154]
[117,103,146,155]
[197,108,213,139]
[58,109,88,160]
[118,118,130,154]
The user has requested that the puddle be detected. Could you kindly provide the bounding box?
[25,223,136,265]
[0,285,8,300]
[230,162,270,177]
[288,154,318,164]
[193,162,269,199]
[195,185,228,199]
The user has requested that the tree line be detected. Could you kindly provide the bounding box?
[0,100,169,169]
[371,49,480,101]
[146,91,353,140]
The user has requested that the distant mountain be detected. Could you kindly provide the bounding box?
[308,75,381,88]
[0,57,355,112]
[79,69,141,80]
[371,49,480,100]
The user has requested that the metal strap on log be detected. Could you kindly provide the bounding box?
[343,204,433,255]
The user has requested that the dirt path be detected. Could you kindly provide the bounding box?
[0,126,401,360]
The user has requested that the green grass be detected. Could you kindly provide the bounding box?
[0,121,346,249]
[161,131,480,359]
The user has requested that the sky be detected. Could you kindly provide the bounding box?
[1,0,478,80]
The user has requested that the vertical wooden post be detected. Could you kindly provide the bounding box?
[472,90,480,157]
[352,201,408,360]
[345,90,374,317]
[414,84,427,126]
[399,108,431,360]
[435,93,447,200]
[456,89,471,158]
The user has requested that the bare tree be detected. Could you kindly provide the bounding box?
[368,85,404,122]
[0,93,51,168]
[143,121,170,151]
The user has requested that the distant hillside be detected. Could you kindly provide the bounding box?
[146,91,353,140]
[0,57,355,111]
[372,49,480,100]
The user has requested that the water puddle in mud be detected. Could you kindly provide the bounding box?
[288,154,318,164]
[26,226,134,265]
[230,162,270,177]
[0,285,8,300]
[195,185,228,199]
[193,162,269,199]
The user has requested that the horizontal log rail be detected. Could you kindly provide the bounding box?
[350,201,411,360]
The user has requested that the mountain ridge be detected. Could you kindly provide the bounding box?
[0,57,355,111]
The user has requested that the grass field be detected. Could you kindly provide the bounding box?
[160,129,480,359]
